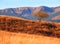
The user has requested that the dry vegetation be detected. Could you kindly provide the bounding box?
[0,30,60,44]
[33,11,49,20]
[0,16,60,44]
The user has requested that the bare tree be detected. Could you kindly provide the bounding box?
[33,11,49,21]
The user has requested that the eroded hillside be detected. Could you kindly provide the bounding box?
[0,16,60,38]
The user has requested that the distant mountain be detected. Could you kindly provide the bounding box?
[54,6,60,12]
[47,12,60,20]
[0,6,60,22]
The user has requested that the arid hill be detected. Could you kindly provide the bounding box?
[0,16,60,38]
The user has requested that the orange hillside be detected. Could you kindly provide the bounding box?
[0,15,60,38]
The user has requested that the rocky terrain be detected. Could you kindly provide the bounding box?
[0,6,60,21]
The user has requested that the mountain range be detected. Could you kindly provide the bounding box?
[0,6,60,22]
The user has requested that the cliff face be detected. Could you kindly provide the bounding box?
[0,16,60,38]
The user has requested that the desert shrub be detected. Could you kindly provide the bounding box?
[56,34,60,38]
[43,31,53,36]
[7,22,11,26]
[1,27,6,30]
[7,28,10,31]
[41,23,57,29]
[10,20,18,24]
[32,22,36,23]
[20,22,26,27]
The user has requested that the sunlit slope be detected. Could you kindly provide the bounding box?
[0,30,60,44]
[0,15,60,38]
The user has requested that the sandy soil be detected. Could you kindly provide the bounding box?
[0,30,60,44]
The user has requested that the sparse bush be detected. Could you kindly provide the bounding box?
[41,23,57,29]
[0,16,60,38]
[33,11,49,21]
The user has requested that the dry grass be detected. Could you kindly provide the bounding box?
[0,15,60,44]
[0,30,60,44]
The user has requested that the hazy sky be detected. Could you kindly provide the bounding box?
[0,0,60,9]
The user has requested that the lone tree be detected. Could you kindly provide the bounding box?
[33,11,49,21]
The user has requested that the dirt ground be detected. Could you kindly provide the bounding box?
[0,30,60,44]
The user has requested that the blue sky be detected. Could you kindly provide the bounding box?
[0,0,60,9]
